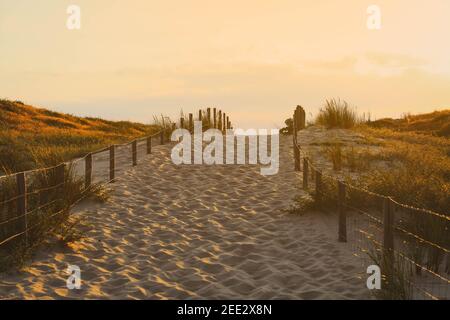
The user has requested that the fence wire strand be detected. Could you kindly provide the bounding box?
[293,123,449,300]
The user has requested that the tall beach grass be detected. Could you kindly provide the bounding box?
[315,99,360,129]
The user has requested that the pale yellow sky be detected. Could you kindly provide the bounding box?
[1,0,449,128]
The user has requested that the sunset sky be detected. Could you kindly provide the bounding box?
[1,0,449,128]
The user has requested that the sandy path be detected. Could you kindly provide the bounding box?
[0,135,370,299]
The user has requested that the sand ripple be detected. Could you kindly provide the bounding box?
[0,135,370,299]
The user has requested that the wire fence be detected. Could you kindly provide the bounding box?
[0,107,232,268]
[291,105,449,300]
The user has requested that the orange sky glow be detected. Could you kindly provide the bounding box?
[1,0,449,128]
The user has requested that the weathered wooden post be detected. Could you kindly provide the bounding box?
[16,172,27,246]
[146,136,152,154]
[226,116,229,129]
[189,113,193,132]
[85,153,92,189]
[223,113,226,132]
[207,108,211,127]
[383,197,395,283]
[199,110,203,122]
[218,110,222,131]
[56,163,65,201]
[213,108,217,128]
[338,181,347,242]
[295,145,300,171]
[303,158,309,189]
[302,108,306,129]
[296,105,301,130]
[132,140,137,166]
[383,197,394,253]
[293,110,300,171]
[296,105,305,129]
[180,117,184,129]
[315,170,322,207]
[110,145,115,181]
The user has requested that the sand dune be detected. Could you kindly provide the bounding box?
[0,134,370,299]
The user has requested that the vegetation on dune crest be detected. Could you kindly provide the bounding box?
[369,110,450,138]
[0,99,171,271]
[292,101,449,299]
[315,99,361,129]
[0,162,109,271]
[305,99,450,214]
[0,99,161,173]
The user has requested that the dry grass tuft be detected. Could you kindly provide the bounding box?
[315,99,360,129]
[0,99,161,173]
[323,142,343,171]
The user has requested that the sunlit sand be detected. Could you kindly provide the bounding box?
[0,134,369,299]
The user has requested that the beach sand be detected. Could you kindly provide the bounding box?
[0,134,371,299]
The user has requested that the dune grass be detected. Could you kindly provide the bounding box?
[355,125,450,214]
[315,99,360,129]
[296,105,449,298]
[369,110,450,138]
[0,99,171,271]
[323,142,343,171]
[0,163,108,272]
[0,99,161,174]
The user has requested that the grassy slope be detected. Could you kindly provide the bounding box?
[0,99,159,173]
[356,110,450,214]
[314,104,449,213]
[310,106,449,297]
[369,110,450,137]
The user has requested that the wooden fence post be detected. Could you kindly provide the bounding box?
[16,172,27,246]
[180,117,184,129]
[213,108,217,128]
[160,130,164,145]
[218,110,222,131]
[56,163,65,201]
[132,140,137,166]
[383,197,395,281]
[85,153,92,189]
[294,145,300,171]
[383,197,394,253]
[298,107,302,129]
[199,110,202,122]
[303,158,308,189]
[223,113,226,132]
[296,105,305,129]
[110,145,115,181]
[207,108,211,127]
[226,116,229,129]
[189,113,193,132]
[293,110,300,171]
[147,136,152,154]
[338,181,347,242]
[315,170,322,207]
[302,108,306,128]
